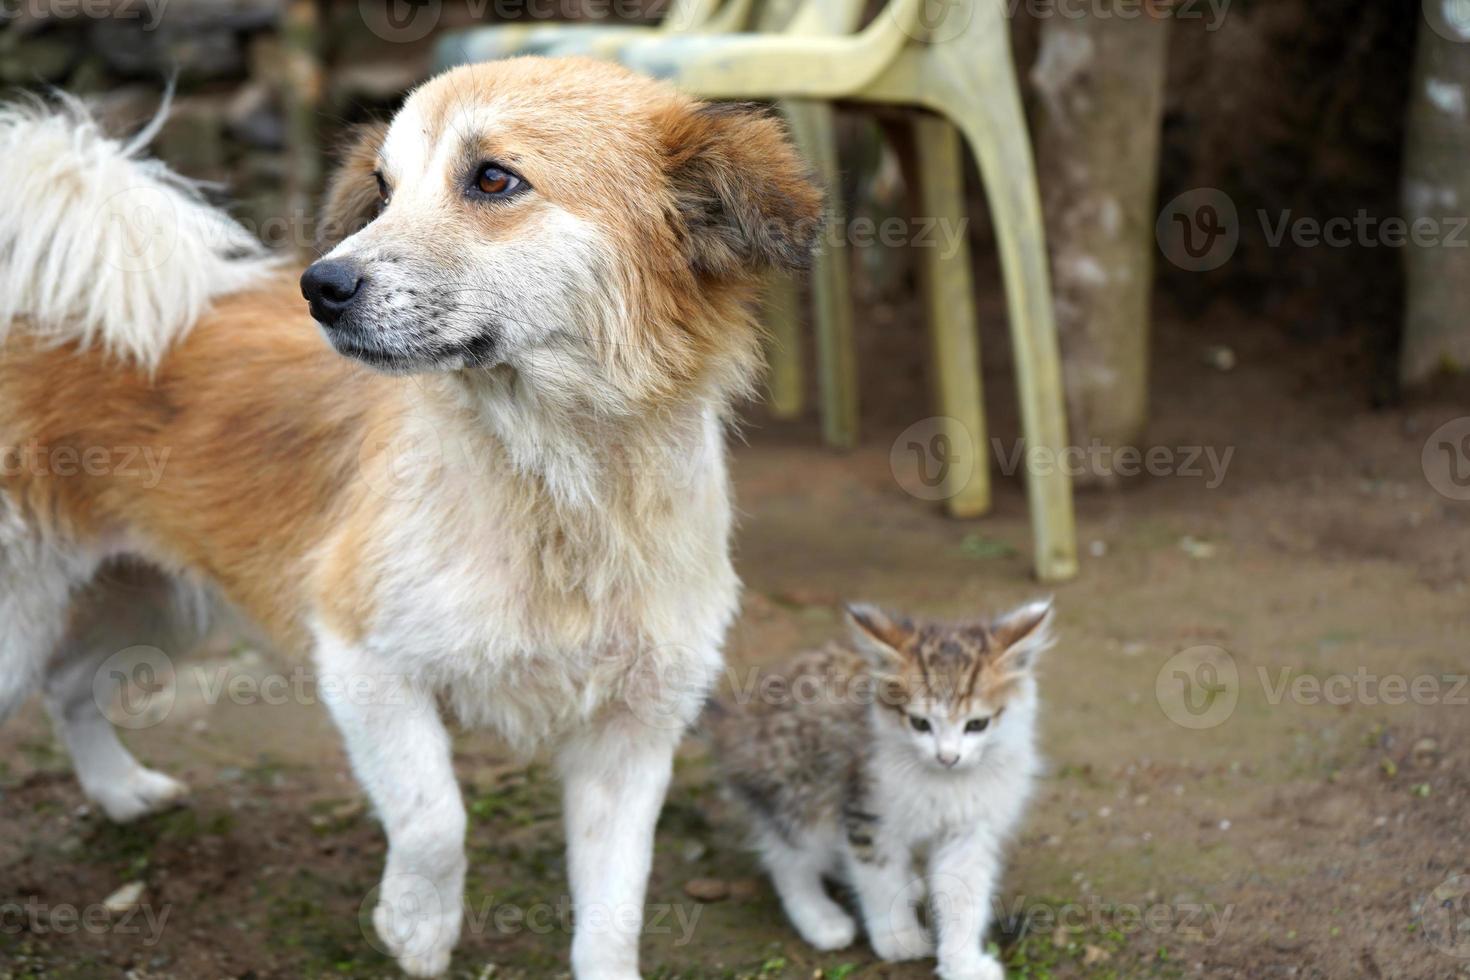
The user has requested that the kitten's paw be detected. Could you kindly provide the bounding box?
[869,923,934,962]
[795,908,857,951]
[938,950,1005,980]
[92,768,190,824]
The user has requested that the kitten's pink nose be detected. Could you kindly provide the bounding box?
[938,752,959,768]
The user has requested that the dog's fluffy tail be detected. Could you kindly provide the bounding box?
[0,91,276,370]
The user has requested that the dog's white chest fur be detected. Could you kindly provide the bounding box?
[321,399,741,752]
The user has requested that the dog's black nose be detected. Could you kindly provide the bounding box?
[300,259,363,326]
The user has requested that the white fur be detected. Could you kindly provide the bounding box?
[0,92,274,369]
[0,83,746,980]
[761,657,1046,980]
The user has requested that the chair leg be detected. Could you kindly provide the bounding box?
[780,99,859,450]
[904,113,990,518]
[948,95,1078,582]
[763,273,805,418]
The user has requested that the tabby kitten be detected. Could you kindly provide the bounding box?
[709,599,1053,980]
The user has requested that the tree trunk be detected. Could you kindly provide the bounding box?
[1031,5,1169,484]
[1401,8,1470,386]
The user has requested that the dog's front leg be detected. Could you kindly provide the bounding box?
[556,712,678,980]
[316,630,465,978]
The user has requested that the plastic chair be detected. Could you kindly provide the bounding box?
[437,0,1077,582]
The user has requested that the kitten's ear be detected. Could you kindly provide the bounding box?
[845,603,912,670]
[317,121,389,252]
[990,598,1055,674]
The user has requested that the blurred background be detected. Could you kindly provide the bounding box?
[4,2,1470,979]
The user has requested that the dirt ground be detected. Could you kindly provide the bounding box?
[2,291,1469,980]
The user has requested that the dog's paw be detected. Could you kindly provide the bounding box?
[869,923,934,962]
[92,768,189,824]
[371,874,460,978]
[394,947,453,978]
[795,908,857,951]
[938,950,1006,980]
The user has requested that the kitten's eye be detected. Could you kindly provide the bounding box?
[908,716,932,733]
[374,171,390,207]
[965,717,991,734]
[472,163,525,198]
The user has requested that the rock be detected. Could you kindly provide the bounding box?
[1179,536,1217,560]
[726,878,761,901]
[89,21,245,81]
[329,62,421,104]
[1412,737,1440,768]
[682,878,730,902]
[0,34,76,84]
[103,881,146,915]
[156,97,229,179]
[1203,345,1237,371]
[226,82,284,150]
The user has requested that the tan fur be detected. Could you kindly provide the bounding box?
[0,58,823,662]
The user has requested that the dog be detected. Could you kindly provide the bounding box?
[0,57,822,978]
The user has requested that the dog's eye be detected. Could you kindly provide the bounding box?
[965,717,991,734]
[473,163,524,199]
[908,715,931,733]
[374,171,390,207]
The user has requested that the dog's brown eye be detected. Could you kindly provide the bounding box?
[473,164,523,199]
[374,171,390,207]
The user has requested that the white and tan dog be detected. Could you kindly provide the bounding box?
[0,58,821,977]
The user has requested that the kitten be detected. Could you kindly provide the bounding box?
[708,599,1053,980]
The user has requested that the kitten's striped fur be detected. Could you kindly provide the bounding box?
[709,600,1054,980]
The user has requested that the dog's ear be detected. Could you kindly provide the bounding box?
[316,121,389,252]
[662,103,825,279]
